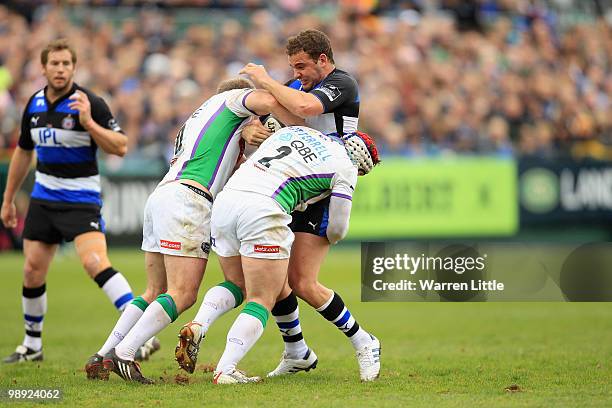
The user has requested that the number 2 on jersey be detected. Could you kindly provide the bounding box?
[258,146,292,168]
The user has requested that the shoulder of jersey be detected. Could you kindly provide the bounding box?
[334,68,356,78]
[78,85,104,104]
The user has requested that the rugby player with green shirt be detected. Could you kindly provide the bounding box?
[204,126,380,383]
[84,78,299,384]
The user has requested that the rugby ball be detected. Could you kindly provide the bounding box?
[263,116,284,133]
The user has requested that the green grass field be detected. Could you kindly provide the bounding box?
[1,247,611,407]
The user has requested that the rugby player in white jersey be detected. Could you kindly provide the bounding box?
[84,78,300,384]
[195,126,379,384]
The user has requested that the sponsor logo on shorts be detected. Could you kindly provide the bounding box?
[254,244,280,253]
[201,241,211,254]
[160,239,181,250]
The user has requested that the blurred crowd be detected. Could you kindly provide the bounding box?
[0,0,611,162]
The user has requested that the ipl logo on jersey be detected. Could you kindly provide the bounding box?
[62,115,75,130]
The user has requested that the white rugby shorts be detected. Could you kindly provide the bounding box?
[141,182,212,258]
[211,188,293,259]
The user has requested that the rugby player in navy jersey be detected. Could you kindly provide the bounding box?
[1,39,155,363]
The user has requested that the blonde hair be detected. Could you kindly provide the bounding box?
[216,78,254,93]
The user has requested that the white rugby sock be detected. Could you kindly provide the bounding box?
[22,284,47,351]
[94,267,134,311]
[193,281,243,334]
[97,297,148,356]
[216,302,267,374]
[115,295,177,361]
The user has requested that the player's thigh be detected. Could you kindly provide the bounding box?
[164,254,207,312]
[242,256,289,310]
[288,232,330,285]
[22,239,58,286]
[142,251,167,301]
[74,231,112,276]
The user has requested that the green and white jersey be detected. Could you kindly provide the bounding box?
[161,88,255,198]
[225,126,357,213]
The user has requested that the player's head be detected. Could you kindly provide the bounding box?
[216,77,255,93]
[286,29,335,91]
[41,38,77,93]
[342,131,380,176]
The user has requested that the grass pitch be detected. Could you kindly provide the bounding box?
[0,247,611,407]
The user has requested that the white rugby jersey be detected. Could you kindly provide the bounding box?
[224,126,357,213]
[161,88,255,198]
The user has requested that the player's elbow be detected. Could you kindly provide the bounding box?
[113,135,128,157]
[104,143,127,157]
[115,144,128,157]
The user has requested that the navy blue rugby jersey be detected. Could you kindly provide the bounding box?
[18,83,123,208]
[286,68,360,136]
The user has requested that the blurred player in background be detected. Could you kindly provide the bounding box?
[0,39,140,364]
[239,29,382,381]
[87,78,300,384]
[204,126,379,383]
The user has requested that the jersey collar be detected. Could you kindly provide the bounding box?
[44,82,78,109]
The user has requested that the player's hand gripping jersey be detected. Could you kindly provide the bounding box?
[224,126,357,215]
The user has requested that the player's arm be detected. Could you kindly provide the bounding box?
[326,194,352,245]
[261,79,322,118]
[244,89,303,126]
[241,90,304,146]
[240,63,323,118]
[2,103,36,228]
[1,147,34,228]
[69,90,127,157]
[325,168,358,244]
